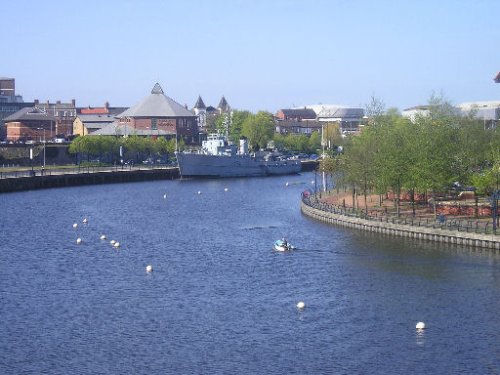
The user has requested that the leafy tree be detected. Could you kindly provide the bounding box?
[229,110,251,143]
[308,131,321,153]
[241,111,275,150]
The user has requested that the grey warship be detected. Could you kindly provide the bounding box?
[176,134,301,178]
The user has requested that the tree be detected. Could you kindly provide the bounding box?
[229,110,251,143]
[321,122,342,152]
[308,131,321,153]
[241,111,275,150]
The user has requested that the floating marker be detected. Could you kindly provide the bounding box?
[224,188,228,192]
[296,301,305,309]
[72,223,78,229]
[100,235,106,240]
[163,194,167,199]
[197,191,201,195]
[285,182,289,186]
[113,242,120,248]
[146,265,153,273]
[76,238,82,245]
[83,218,88,224]
[110,240,116,245]
[416,322,426,330]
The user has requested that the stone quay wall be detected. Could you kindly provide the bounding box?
[301,197,500,251]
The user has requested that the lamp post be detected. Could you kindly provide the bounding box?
[36,127,46,169]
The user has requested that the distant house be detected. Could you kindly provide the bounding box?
[457,101,500,129]
[73,103,127,136]
[402,105,431,122]
[4,107,57,142]
[275,120,323,135]
[191,96,230,140]
[275,108,317,122]
[93,83,199,143]
[308,105,364,136]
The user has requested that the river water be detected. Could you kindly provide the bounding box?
[0,172,499,374]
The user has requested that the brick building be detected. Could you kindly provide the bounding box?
[94,83,198,143]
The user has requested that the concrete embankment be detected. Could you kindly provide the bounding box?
[0,168,180,193]
[301,199,500,251]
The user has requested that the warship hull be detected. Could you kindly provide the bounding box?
[176,153,301,178]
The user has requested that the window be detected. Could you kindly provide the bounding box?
[151,118,157,130]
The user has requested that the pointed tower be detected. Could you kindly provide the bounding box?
[217,96,230,114]
[193,95,206,115]
[193,95,207,131]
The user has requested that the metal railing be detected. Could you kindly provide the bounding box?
[0,165,177,179]
[302,194,499,236]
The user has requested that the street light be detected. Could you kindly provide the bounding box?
[36,127,46,168]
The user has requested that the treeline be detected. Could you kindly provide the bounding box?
[320,97,500,213]
[211,110,322,153]
[68,136,182,164]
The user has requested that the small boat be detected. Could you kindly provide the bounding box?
[274,239,294,252]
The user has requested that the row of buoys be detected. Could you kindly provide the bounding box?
[72,219,153,274]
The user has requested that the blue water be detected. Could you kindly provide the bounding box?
[0,173,499,374]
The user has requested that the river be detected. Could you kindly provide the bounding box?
[0,172,499,374]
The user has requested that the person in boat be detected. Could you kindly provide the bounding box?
[282,238,288,248]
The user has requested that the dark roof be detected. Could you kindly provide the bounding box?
[279,108,317,119]
[194,95,206,109]
[218,96,229,111]
[4,107,57,122]
[206,106,217,113]
[118,83,196,118]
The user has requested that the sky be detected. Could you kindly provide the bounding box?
[3,0,500,112]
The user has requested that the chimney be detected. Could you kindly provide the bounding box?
[105,101,109,109]
[71,99,76,107]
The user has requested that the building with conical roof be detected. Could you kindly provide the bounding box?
[217,96,230,114]
[109,83,198,143]
[193,95,207,133]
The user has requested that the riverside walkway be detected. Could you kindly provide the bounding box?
[301,192,500,251]
[0,165,179,193]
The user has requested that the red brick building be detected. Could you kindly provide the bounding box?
[94,83,198,143]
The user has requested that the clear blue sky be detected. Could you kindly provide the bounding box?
[3,0,499,112]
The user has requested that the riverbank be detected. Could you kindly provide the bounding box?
[301,192,500,251]
[0,166,180,193]
[0,160,318,193]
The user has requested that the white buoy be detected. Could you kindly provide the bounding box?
[146,265,153,273]
[82,218,88,224]
[224,187,228,192]
[311,180,315,184]
[113,242,120,248]
[163,194,167,199]
[100,234,106,240]
[416,322,426,330]
[197,191,201,195]
[296,301,305,309]
[110,240,116,245]
[72,223,78,229]
[76,238,82,245]
[285,182,289,186]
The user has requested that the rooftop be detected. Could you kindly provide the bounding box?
[117,83,196,118]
